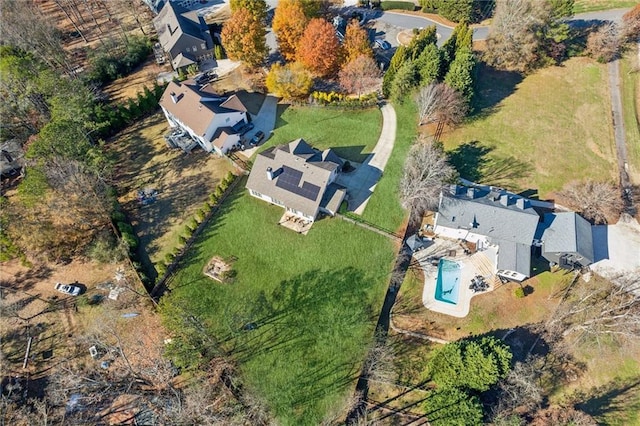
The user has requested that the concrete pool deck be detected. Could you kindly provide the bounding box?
[414,239,498,318]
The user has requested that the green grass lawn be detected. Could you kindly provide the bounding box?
[574,0,636,14]
[621,50,640,180]
[443,57,617,198]
[264,105,382,163]
[360,101,417,233]
[162,182,397,425]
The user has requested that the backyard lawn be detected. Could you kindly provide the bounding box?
[621,50,640,183]
[573,0,637,13]
[443,57,617,198]
[162,183,397,425]
[264,105,383,163]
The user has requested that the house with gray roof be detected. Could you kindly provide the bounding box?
[434,186,540,279]
[159,80,248,154]
[246,139,346,223]
[153,1,214,70]
[540,212,594,269]
[434,185,596,281]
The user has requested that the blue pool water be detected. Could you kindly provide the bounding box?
[434,259,461,305]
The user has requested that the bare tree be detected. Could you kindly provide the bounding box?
[338,55,382,97]
[622,4,640,42]
[550,272,640,344]
[493,356,544,420]
[399,138,457,222]
[560,180,624,224]
[417,83,468,141]
[586,23,621,63]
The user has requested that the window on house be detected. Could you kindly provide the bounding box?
[193,45,197,51]
[185,47,190,52]
[201,43,206,49]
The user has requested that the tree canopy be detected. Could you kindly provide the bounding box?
[265,62,314,99]
[272,0,308,61]
[221,8,268,68]
[297,18,342,77]
[422,387,483,425]
[343,21,373,64]
[428,336,512,392]
[339,55,381,96]
[229,0,267,21]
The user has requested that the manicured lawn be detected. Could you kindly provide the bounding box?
[265,105,382,163]
[361,101,417,234]
[443,57,617,198]
[621,50,640,181]
[162,182,397,425]
[574,0,636,14]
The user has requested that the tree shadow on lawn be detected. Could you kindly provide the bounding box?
[447,141,530,189]
[221,267,377,412]
[471,62,523,119]
[273,103,291,131]
[332,145,370,164]
[574,377,640,422]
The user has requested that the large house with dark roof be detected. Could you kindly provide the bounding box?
[246,139,347,223]
[159,80,248,154]
[153,1,214,70]
[434,185,595,281]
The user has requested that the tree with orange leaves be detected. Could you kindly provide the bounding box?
[221,8,268,68]
[272,0,308,61]
[342,20,373,64]
[296,18,342,77]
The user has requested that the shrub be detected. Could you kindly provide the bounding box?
[195,209,206,223]
[156,263,167,276]
[177,235,188,245]
[214,44,226,60]
[117,221,134,235]
[164,253,174,265]
[121,232,138,251]
[214,186,225,198]
[208,193,219,205]
[187,218,198,231]
[111,210,126,222]
[381,1,415,11]
[514,287,525,298]
[202,203,212,214]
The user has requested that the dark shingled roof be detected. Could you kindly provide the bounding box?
[541,212,594,264]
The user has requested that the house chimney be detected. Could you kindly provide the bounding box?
[170,92,178,104]
[499,194,510,206]
[266,167,274,180]
[515,198,529,209]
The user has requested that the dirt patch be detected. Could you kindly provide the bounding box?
[107,113,236,265]
[397,30,415,46]
[104,58,172,102]
[203,256,235,283]
[207,65,266,95]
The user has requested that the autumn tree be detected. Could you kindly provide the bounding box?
[343,21,373,64]
[339,55,381,96]
[622,4,640,42]
[297,18,342,77]
[484,0,573,72]
[221,8,268,68]
[560,180,623,224]
[399,138,457,221]
[586,23,621,63]
[229,0,267,21]
[266,62,314,99]
[272,0,308,61]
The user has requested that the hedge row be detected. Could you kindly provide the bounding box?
[309,91,379,108]
[381,1,416,11]
[111,204,153,287]
[155,172,236,278]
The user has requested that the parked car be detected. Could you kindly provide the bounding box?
[239,122,254,135]
[55,282,81,296]
[375,39,391,50]
[250,130,265,146]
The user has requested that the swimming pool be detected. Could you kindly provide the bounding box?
[434,259,461,305]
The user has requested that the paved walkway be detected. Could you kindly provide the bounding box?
[337,103,397,215]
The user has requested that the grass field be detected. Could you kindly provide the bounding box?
[361,101,417,233]
[264,105,383,163]
[574,0,637,14]
[163,183,397,425]
[442,57,617,198]
[621,50,640,183]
